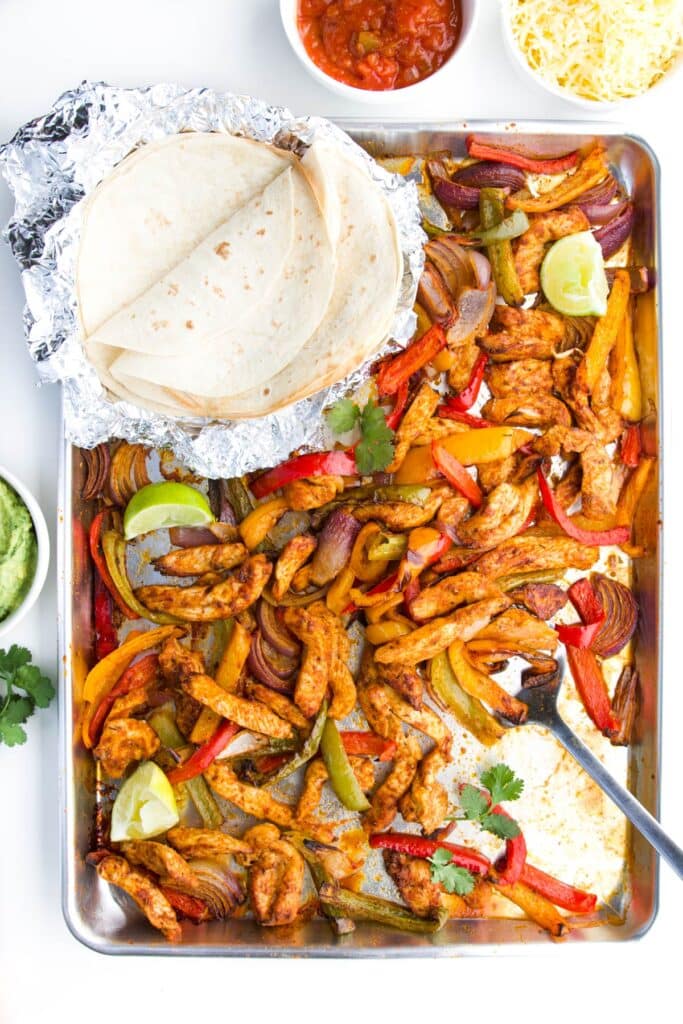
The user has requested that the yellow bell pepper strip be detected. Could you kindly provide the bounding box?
[428,652,504,747]
[397,526,452,588]
[350,522,388,583]
[320,718,371,812]
[101,531,183,625]
[466,136,580,174]
[366,531,409,563]
[448,640,528,725]
[537,467,629,547]
[396,427,534,486]
[89,509,139,619]
[432,442,483,508]
[81,625,183,747]
[148,708,222,828]
[239,497,289,550]
[507,145,609,213]
[479,188,524,306]
[615,458,655,535]
[346,571,399,613]
[376,323,447,397]
[610,298,642,421]
[577,269,631,394]
[250,451,357,500]
[215,620,251,693]
[318,882,448,934]
[365,619,413,645]
[326,565,356,615]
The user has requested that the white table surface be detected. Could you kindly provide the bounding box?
[0,2,681,1021]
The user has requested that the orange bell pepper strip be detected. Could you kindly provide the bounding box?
[507,145,608,213]
[577,269,631,394]
[610,298,642,421]
[397,526,452,588]
[376,324,447,397]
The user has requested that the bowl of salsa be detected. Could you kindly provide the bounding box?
[281,0,478,101]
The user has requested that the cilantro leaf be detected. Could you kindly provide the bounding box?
[0,645,32,678]
[460,784,490,822]
[0,694,33,747]
[355,400,395,474]
[15,664,55,708]
[0,718,27,746]
[480,763,524,806]
[480,812,521,840]
[327,398,361,434]
[0,647,54,748]
[428,851,476,896]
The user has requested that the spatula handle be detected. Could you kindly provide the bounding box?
[550,716,683,881]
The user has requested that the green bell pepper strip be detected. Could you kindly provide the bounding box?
[102,531,183,625]
[286,833,355,936]
[320,719,370,812]
[366,531,409,562]
[479,188,524,306]
[318,883,448,934]
[267,700,328,786]
[453,209,530,247]
[148,708,223,829]
[428,652,504,748]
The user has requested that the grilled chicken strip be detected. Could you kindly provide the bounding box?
[154,542,248,577]
[456,478,538,551]
[383,850,446,918]
[93,718,160,779]
[375,595,511,666]
[95,855,181,943]
[119,841,202,895]
[166,827,251,860]
[387,382,441,472]
[283,475,344,511]
[296,756,374,821]
[245,681,311,733]
[410,571,505,622]
[513,207,590,293]
[472,607,558,653]
[376,662,424,709]
[244,824,306,927]
[351,494,444,531]
[474,533,598,579]
[399,745,450,835]
[481,394,571,428]
[158,637,205,683]
[136,554,271,621]
[362,735,422,833]
[272,534,317,600]
[183,674,295,739]
[481,307,566,361]
[284,602,333,720]
[486,358,554,397]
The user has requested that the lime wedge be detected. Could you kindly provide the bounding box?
[110,761,179,842]
[123,481,214,539]
[540,231,608,317]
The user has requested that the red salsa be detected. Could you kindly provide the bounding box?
[298,1,462,91]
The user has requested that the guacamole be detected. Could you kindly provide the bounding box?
[0,478,37,622]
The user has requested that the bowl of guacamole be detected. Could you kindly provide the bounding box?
[0,467,49,638]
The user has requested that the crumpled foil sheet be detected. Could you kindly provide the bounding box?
[0,81,425,477]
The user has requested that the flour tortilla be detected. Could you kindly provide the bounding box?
[105,160,335,397]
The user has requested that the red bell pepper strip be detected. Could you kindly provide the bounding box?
[437,406,493,428]
[446,352,489,412]
[251,450,358,499]
[166,719,240,784]
[556,619,604,648]
[376,324,447,397]
[94,574,118,662]
[255,752,292,774]
[402,575,421,617]
[385,382,409,431]
[492,803,527,886]
[466,136,580,174]
[159,887,210,923]
[339,731,398,762]
[519,863,597,914]
[557,577,606,647]
[88,653,160,747]
[369,832,491,876]
[620,424,642,468]
[343,570,399,615]
[537,467,630,547]
[566,646,619,735]
[89,510,139,619]
[432,441,484,508]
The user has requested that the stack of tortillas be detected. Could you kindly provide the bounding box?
[77,132,403,419]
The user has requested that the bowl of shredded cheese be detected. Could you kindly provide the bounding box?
[502,0,683,108]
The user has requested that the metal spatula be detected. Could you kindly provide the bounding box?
[502,656,683,880]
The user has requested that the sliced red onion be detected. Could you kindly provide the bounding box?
[169,526,220,547]
[208,479,237,525]
[573,174,619,210]
[432,174,480,210]
[417,261,456,323]
[468,250,492,290]
[82,444,111,500]
[594,203,635,259]
[453,161,526,191]
[247,631,295,693]
[581,198,630,226]
[606,265,653,293]
[256,599,300,657]
[309,509,361,587]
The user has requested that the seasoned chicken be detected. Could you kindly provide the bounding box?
[447,340,482,393]
[183,674,295,739]
[414,418,469,446]
[410,571,505,623]
[478,456,518,494]
[296,756,374,821]
[388,382,441,472]
[383,850,446,918]
[380,684,451,748]
[96,855,181,943]
[166,827,251,860]
[298,839,363,881]
[376,662,424,709]
[481,394,571,428]
[119,841,201,895]
[513,207,590,293]
[244,824,306,927]
[350,494,443,531]
[481,307,566,361]
[399,745,450,834]
[272,534,317,599]
[374,595,512,666]
[136,554,272,622]
[158,637,205,683]
[154,542,248,577]
[245,681,311,732]
[328,649,357,721]
[106,682,156,722]
[94,718,160,778]
[509,582,568,620]
[284,603,332,719]
[283,475,344,511]
[436,491,471,536]
[357,674,406,746]
[456,478,538,551]
[475,533,598,578]
[472,607,558,653]
[486,358,553,397]
[580,442,618,519]
[362,735,421,833]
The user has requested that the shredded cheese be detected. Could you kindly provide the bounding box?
[507,0,683,102]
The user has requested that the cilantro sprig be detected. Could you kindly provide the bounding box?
[0,646,55,747]
[327,398,395,475]
[428,848,476,896]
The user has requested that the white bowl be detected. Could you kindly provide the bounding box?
[501,0,683,111]
[280,0,479,104]
[0,466,50,639]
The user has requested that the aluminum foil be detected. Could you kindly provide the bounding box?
[0,81,424,477]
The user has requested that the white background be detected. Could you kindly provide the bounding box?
[0,2,681,1021]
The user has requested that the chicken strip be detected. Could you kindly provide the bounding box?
[447,340,482,393]
[94,718,160,779]
[357,675,405,746]
[410,571,505,623]
[580,442,618,519]
[486,358,553,397]
[456,478,538,551]
[383,850,446,918]
[379,684,451,748]
[376,662,424,709]
[399,745,450,835]
[96,855,181,943]
[475,534,597,579]
[166,826,251,860]
[283,475,344,511]
[350,494,443,531]
[183,674,294,739]
[481,307,566,361]
[481,394,571,428]
[472,607,558,653]
[136,554,272,622]
[119,841,202,895]
[158,637,205,683]
[375,595,512,666]
[362,735,422,833]
[244,824,306,927]
[244,681,311,732]
[284,603,332,720]
[272,534,317,600]
[154,543,248,578]
[514,207,590,293]
[387,382,441,472]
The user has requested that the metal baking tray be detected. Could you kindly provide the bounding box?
[58,121,662,956]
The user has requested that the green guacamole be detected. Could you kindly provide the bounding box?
[0,478,37,622]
